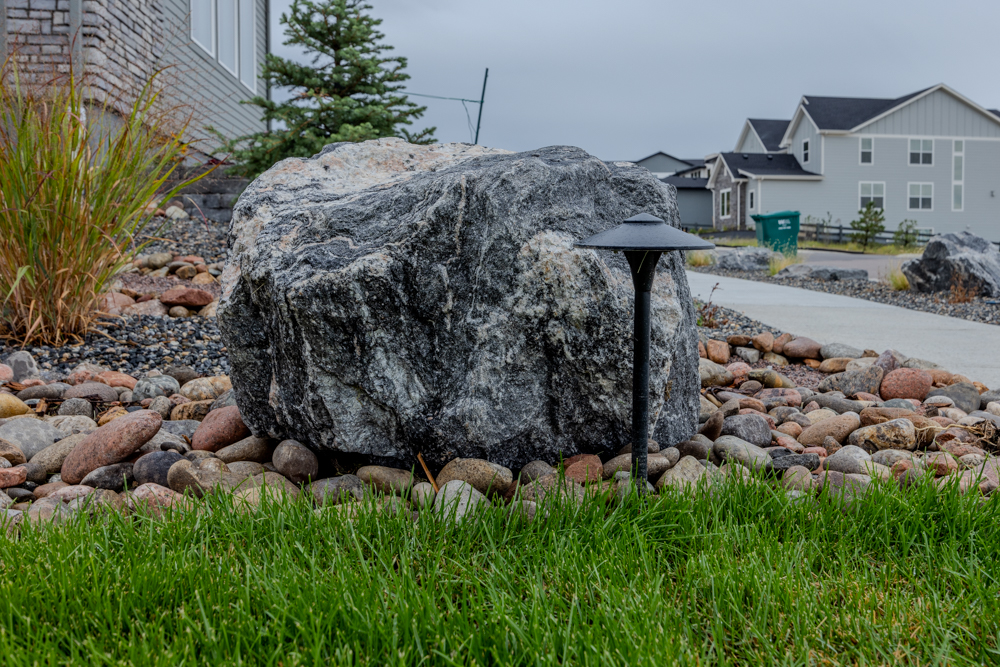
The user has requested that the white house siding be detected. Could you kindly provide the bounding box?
[859,89,1000,139]
[160,0,267,147]
[756,134,1000,239]
[789,113,821,174]
[737,130,765,154]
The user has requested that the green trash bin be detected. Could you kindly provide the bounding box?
[751,210,800,255]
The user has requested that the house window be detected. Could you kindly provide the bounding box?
[909,138,933,165]
[908,183,933,210]
[953,140,964,211]
[859,182,885,210]
[802,139,810,163]
[748,190,754,210]
[720,190,731,218]
[191,0,256,92]
[860,137,873,164]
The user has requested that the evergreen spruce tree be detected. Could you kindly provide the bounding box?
[215,0,435,178]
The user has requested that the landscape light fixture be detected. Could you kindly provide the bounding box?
[575,213,715,492]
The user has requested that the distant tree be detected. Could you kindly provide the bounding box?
[893,219,920,247]
[849,202,886,250]
[213,0,436,178]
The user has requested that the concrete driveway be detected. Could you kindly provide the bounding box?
[687,270,1000,389]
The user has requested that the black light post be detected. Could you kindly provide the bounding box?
[576,213,715,492]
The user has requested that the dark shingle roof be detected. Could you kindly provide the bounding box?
[680,158,705,167]
[747,119,789,151]
[718,153,819,178]
[801,88,930,130]
[659,176,708,189]
[990,109,1000,119]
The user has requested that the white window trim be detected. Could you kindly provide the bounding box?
[907,182,934,212]
[238,0,257,93]
[801,139,810,163]
[191,0,216,57]
[859,137,874,165]
[217,0,239,77]
[908,137,934,167]
[720,189,731,219]
[858,181,885,210]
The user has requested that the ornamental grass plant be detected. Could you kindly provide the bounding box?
[0,57,207,346]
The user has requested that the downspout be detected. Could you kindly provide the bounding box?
[69,0,82,76]
[265,0,271,133]
[1,0,7,62]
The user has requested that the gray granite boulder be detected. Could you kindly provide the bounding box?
[717,247,777,271]
[218,139,701,469]
[901,231,1000,296]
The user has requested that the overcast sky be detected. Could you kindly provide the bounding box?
[269,0,1000,162]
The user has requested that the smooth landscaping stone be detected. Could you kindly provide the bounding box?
[926,383,981,414]
[0,438,26,465]
[63,382,119,402]
[133,451,184,487]
[60,410,162,485]
[710,436,771,473]
[125,483,188,517]
[769,453,820,473]
[872,449,920,468]
[311,475,366,507]
[57,398,93,418]
[518,473,585,506]
[5,351,40,382]
[797,412,860,446]
[782,465,815,491]
[29,433,87,474]
[159,420,200,438]
[215,436,274,464]
[356,466,414,496]
[179,376,232,401]
[823,445,871,475]
[817,366,884,397]
[880,368,933,401]
[191,406,249,452]
[848,418,917,452]
[436,457,513,495]
[80,463,134,492]
[46,415,98,436]
[0,467,27,488]
[236,472,301,499]
[272,439,319,483]
[170,400,213,421]
[433,480,488,522]
[719,414,771,448]
[698,411,723,440]
[519,460,555,483]
[0,419,64,459]
[602,454,634,480]
[820,343,863,360]
[882,399,916,411]
[166,459,242,497]
[18,383,67,400]
[675,436,712,460]
[227,461,265,478]
[132,375,181,401]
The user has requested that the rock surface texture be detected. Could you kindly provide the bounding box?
[218,138,700,468]
[901,232,1000,296]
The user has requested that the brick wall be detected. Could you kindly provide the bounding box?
[5,0,74,77]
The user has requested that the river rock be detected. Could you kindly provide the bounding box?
[880,368,933,401]
[132,375,181,401]
[217,139,701,470]
[719,414,771,448]
[0,438,26,466]
[215,436,273,464]
[272,439,319,483]
[60,410,162,484]
[18,383,67,401]
[710,436,771,472]
[64,382,118,403]
[901,231,1000,297]
[434,480,488,522]
[311,475,366,507]
[822,445,871,475]
[356,465,414,496]
[437,458,513,495]
[0,394,30,419]
[797,412,860,446]
[817,366,884,397]
[655,455,707,492]
[133,451,184,487]
[179,376,232,401]
[191,406,249,452]
[518,473,585,506]
[80,462,134,492]
[781,337,822,359]
[29,433,87,474]
[0,419,64,459]
[519,460,555,483]
[5,351,40,382]
[848,418,916,452]
[926,383,981,414]
[820,343,863,360]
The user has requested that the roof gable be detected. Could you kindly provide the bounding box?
[718,153,819,179]
[747,119,790,151]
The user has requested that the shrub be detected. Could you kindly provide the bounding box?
[0,59,207,345]
[768,253,802,276]
[883,264,910,291]
[849,202,886,250]
[893,219,920,247]
[685,250,715,267]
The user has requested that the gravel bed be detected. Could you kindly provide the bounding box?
[0,316,229,379]
[689,266,1000,326]
[141,215,229,264]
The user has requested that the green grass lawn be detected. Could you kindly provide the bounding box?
[2,479,999,665]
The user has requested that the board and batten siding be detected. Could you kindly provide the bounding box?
[159,0,268,148]
[753,134,1000,239]
[736,129,765,154]
[788,113,821,174]
[858,89,1000,139]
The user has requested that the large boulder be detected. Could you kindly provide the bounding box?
[218,139,701,469]
[901,232,1000,296]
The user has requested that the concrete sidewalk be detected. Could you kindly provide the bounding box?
[686,271,1000,388]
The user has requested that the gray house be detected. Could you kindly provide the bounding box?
[0,0,269,145]
[707,85,1000,238]
[633,151,699,178]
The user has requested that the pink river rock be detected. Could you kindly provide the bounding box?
[60,410,162,484]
